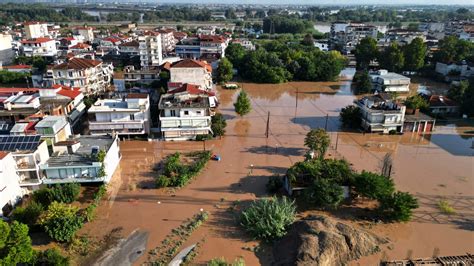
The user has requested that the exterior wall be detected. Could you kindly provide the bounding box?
[22,40,57,57]
[170,67,212,90]
[25,23,48,39]
[114,78,126,92]
[358,104,406,133]
[0,153,23,217]
[51,63,113,95]
[78,28,94,43]
[0,34,14,65]
[160,106,212,140]
[139,35,163,68]
[103,136,120,183]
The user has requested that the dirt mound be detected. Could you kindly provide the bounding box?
[273,215,388,266]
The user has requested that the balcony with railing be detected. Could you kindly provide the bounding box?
[89,120,146,134]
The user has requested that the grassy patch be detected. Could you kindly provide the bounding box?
[156,151,211,188]
[438,200,456,215]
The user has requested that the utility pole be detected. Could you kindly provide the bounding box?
[324,114,329,131]
[265,111,270,138]
[335,133,339,151]
[295,88,298,108]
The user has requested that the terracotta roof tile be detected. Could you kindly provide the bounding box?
[21,37,54,44]
[52,58,102,70]
[171,59,212,72]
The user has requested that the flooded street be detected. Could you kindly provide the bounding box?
[82,70,474,265]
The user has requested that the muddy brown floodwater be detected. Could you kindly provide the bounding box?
[81,70,474,265]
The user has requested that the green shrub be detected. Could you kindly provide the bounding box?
[32,188,53,206]
[266,176,283,194]
[94,185,107,204]
[305,178,344,208]
[157,151,211,188]
[208,257,245,266]
[196,134,213,141]
[11,201,44,229]
[33,248,69,266]
[353,171,395,200]
[82,204,97,222]
[0,220,34,265]
[48,183,81,204]
[39,202,84,242]
[378,192,418,222]
[240,197,296,241]
[211,113,227,137]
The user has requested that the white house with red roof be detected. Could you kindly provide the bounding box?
[68,43,93,56]
[175,34,228,60]
[44,57,113,95]
[2,64,32,73]
[169,59,213,91]
[21,37,57,57]
[158,83,218,140]
[75,26,95,43]
[98,36,123,53]
[39,84,86,127]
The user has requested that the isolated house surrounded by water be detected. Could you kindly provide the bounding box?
[356,93,406,134]
[370,70,411,93]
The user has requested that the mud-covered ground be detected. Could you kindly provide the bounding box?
[81,72,474,265]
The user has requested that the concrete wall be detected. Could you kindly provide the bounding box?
[0,153,23,216]
[103,137,121,183]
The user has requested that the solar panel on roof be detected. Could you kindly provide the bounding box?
[0,135,41,151]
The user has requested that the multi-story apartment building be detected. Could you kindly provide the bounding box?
[157,28,176,54]
[88,93,150,135]
[0,135,50,192]
[21,37,57,57]
[356,93,406,134]
[114,65,160,91]
[24,22,49,39]
[0,152,23,216]
[139,32,163,69]
[0,34,14,66]
[158,84,217,141]
[169,59,213,91]
[330,22,378,53]
[370,70,411,93]
[45,57,113,95]
[119,40,140,55]
[76,26,95,43]
[38,85,86,127]
[175,35,228,60]
[40,135,120,184]
[384,29,426,45]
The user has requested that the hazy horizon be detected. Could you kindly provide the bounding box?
[154,0,474,5]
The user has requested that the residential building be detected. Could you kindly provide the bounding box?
[232,38,255,50]
[45,57,113,95]
[2,64,32,73]
[40,135,121,184]
[330,22,378,53]
[173,32,188,42]
[24,22,49,39]
[159,84,217,141]
[139,31,163,68]
[88,93,150,135]
[0,135,50,192]
[384,29,426,45]
[435,61,474,81]
[117,65,160,88]
[403,112,436,134]
[355,93,406,133]
[0,34,14,66]
[119,40,140,55]
[370,70,411,93]
[428,95,460,116]
[157,28,177,54]
[68,43,93,56]
[35,116,72,143]
[314,40,329,51]
[98,36,123,52]
[0,152,23,217]
[21,37,57,57]
[39,85,86,127]
[58,37,80,51]
[169,59,213,91]
[175,35,228,60]
[76,26,94,43]
[0,88,41,124]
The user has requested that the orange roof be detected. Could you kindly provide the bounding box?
[70,43,91,49]
[199,35,226,43]
[52,58,101,70]
[103,37,122,43]
[0,87,39,94]
[169,83,215,96]
[21,37,54,44]
[4,64,32,69]
[171,59,212,72]
[0,151,9,160]
[119,40,139,47]
[57,88,82,99]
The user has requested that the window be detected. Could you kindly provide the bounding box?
[196,111,202,115]
[130,114,135,120]
[68,71,73,77]
[184,111,189,115]
[170,110,176,117]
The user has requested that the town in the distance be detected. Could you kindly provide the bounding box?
[0,2,472,266]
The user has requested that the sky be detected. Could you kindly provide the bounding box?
[157,0,474,5]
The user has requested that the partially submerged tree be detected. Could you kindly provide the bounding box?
[305,178,344,208]
[340,105,361,129]
[379,191,419,222]
[304,128,330,160]
[355,37,378,70]
[211,113,227,137]
[234,90,252,116]
[353,171,395,200]
[216,58,233,84]
[352,70,373,94]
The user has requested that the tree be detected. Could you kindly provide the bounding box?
[434,36,474,63]
[379,43,405,72]
[379,192,418,222]
[352,70,373,94]
[340,105,361,128]
[240,197,296,241]
[225,43,246,68]
[39,202,84,242]
[0,220,34,265]
[304,128,330,160]
[403,37,427,71]
[33,248,69,266]
[305,178,344,208]
[11,201,44,229]
[404,95,429,111]
[216,58,233,84]
[234,91,252,116]
[211,113,227,137]
[353,171,395,200]
[301,33,314,46]
[354,37,378,70]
